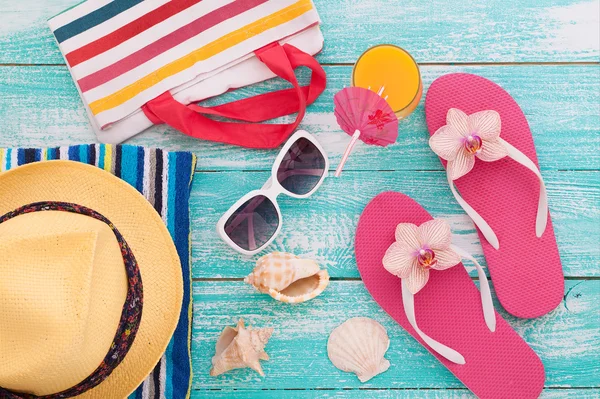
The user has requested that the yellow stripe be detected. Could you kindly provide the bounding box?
[0,149,4,172]
[41,148,47,161]
[104,144,113,172]
[89,0,313,115]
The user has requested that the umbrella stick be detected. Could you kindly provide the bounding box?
[334,129,361,177]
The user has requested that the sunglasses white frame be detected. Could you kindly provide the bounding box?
[217,130,329,255]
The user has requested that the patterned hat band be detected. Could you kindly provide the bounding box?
[0,202,143,399]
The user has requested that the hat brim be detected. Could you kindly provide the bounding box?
[0,161,183,398]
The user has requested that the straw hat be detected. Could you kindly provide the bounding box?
[0,161,183,398]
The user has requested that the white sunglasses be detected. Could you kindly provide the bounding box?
[217,130,329,255]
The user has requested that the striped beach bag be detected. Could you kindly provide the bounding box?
[48,0,326,148]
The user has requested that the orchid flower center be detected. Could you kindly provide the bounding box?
[417,248,437,269]
[464,134,483,154]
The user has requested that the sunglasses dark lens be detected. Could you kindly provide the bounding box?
[276,137,326,196]
[223,195,279,252]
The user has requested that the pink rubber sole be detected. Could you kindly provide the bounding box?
[355,192,545,398]
[425,73,564,318]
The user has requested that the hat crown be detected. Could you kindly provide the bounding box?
[0,211,127,396]
[0,161,184,398]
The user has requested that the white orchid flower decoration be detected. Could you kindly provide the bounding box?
[381,218,497,363]
[429,108,508,180]
[382,219,462,294]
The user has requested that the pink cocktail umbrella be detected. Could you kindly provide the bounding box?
[333,87,399,177]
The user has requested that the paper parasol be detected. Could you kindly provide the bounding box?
[333,87,399,177]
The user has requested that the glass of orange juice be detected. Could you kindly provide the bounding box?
[352,44,422,119]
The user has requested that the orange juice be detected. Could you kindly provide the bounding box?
[352,45,422,119]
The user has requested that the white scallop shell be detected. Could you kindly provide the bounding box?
[327,317,390,382]
[244,252,329,303]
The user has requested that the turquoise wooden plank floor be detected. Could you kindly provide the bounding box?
[1,0,599,398]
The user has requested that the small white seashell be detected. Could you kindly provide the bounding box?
[209,319,273,377]
[244,252,329,303]
[327,317,390,382]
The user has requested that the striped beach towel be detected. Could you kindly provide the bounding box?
[48,0,323,144]
[0,144,196,399]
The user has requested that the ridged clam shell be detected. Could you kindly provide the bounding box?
[327,317,390,382]
[210,319,273,377]
[244,252,329,303]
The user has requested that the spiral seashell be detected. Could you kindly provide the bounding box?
[209,319,273,377]
[244,252,329,303]
[327,317,390,382]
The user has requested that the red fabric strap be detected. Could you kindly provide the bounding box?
[142,43,326,149]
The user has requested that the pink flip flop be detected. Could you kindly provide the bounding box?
[355,192,545,398]
[425,73,563,318]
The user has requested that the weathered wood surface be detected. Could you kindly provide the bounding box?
[1,0,599,397]
[190,389,600,399]
[190,280,600,392]
[0,65,598,171]
[190,170,600,278]
[1,0,599,64]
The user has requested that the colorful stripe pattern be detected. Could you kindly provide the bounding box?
[0,145,196,399]
[48,0,320,129]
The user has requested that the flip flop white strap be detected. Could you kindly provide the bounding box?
[499,138,549,238]
[446,139,549,249]
[451,244,496,332]
[402,245,496,364]
[447,173,500,249]
[401,280,466,365]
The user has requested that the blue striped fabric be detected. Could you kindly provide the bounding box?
[0,144,195,399]
[53,0,144,43]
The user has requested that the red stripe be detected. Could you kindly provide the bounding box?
[77,0,269,93]
[65,0,202,67]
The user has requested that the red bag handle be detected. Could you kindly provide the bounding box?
[142,43,326,149]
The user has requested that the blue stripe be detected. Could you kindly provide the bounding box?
[89,144,97,166]
[165,340,174,398]
[53,0,144,43]
[17,149,25,166]
[167,153,177,234]
[120,145,138,188]
[131,385,143,399]
[5,148,11,170]
[136,146,145,193]
[35,149,42,161]
[171,152,193,399]
[79,145,88,164]
[98,144,105,170]
[164,153,179,399]
[68,145,80,161]
[47,147,58,160]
